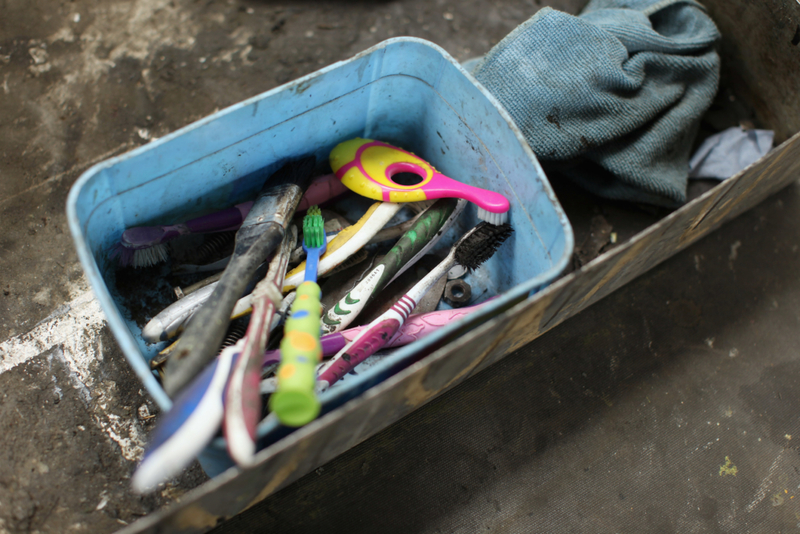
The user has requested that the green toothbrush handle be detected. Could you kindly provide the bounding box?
[321,198,458,334]
[270,281,323,426]
[375,198,458,289]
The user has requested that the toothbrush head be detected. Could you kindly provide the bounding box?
[476,206,509,226]
[302,205,326,253]
[453,222,513,272]
[111,240,170,268]
[112,226,176,268]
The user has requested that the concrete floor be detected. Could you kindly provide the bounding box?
[2,0,799,533]
[0,1,582,531]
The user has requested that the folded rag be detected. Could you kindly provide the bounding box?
[468,0,721,207]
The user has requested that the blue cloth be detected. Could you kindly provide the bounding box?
[468,0,721,207]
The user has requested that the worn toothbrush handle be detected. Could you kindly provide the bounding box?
[174,175,343,237]
[223,301,273,463]
[319,297,414,387]
[318,317,402,386]
[163,223,284,396]
[183,202,253,234]
[296,174,349,211]
[133,347,237,493]
[344,301,494,347]
[260,302,494,373]
[223,224,296,465]
[177,175,344,236]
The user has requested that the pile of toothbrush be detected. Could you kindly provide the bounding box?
[120,138,514,492]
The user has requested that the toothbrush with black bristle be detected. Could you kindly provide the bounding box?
[316,221,513,392]
[162,156,316,397]
[267,206,327,428]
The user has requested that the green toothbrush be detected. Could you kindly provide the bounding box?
[270,207,326,427]
[321,198,463,334]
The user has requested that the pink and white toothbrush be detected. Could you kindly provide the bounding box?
[259,300,497,369]
[316,222,513,391]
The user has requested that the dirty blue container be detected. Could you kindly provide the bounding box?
[67,37,573,476]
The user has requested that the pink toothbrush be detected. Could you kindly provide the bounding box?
[329,138,510,225]
[260,300,496,368]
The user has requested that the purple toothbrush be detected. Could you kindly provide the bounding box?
[113,174,350,269]
[113,202,252,268]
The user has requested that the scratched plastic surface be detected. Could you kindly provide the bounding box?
[66,38,574,476]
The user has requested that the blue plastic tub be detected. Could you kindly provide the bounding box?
[67,37,573,475]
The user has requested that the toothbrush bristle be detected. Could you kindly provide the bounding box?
[454,222,513,271]
[302,206,326,249]
[111,243,136,267]
[132,243,170,268]
[476,207,509,226]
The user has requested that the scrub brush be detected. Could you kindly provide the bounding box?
[269,207,327,427]
[317,222,513,391]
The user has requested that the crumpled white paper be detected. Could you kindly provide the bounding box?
[689,126,774,180]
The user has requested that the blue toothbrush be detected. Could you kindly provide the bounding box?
[132,347,238,493]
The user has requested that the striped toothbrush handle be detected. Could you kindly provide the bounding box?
[321,198,459,334]
[223,226,295,465]
[261,300,496,369]
[317,295,417,388]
